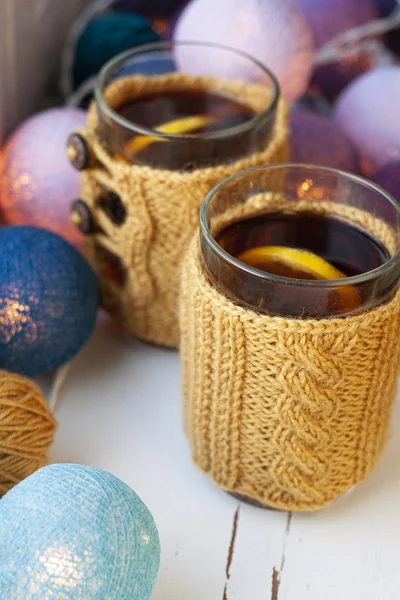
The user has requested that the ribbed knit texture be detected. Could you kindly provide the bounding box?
[79,73,289,347]
[180,213,400,511]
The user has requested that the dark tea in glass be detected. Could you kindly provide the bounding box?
[95,41,279,169]
[201,165,400,321]
[215,212,390,317]
[115,88,258,168]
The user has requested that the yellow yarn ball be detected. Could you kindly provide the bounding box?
[0,371,57,496]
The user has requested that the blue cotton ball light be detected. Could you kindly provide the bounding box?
[73,13,161,89]
[0,226,99,376]
[0,464,161,599]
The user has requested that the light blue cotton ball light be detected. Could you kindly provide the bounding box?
[0,464,161,599]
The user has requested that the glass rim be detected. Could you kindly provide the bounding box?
[95,40,280,142]
[200,163,400,288]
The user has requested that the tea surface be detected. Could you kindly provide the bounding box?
[217,213,389,279]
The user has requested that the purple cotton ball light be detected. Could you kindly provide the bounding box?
[174,0,314,103]
[333,66,400,176]
[290,110,359,172]
[295,0,378,99]
[372,161,400,203]
[311,51,378,101]
[295,0,377,48]
[0,108,86,250]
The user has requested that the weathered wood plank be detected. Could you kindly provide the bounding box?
[225,505,289,600]
[49,316,400,599]
[51,319,238,600]
[279,400,400,600]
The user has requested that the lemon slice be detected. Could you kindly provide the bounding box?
[124,114,215,155]
[238,245,360,311]
[238,246,347,280]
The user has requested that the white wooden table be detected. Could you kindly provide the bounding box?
[49,314,400,600]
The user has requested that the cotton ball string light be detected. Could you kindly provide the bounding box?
[290,110,359,172]
[73,12,161,89]
[0,464,161,599]
[0,226,99,377]
[333,66,400,176]
[372,161,400,203]
[174,0,314,102]
[0,372,57,497]
[295,0,377,48]
[311,51,378,101]
[0,108,86,250]
[296,0,378,98]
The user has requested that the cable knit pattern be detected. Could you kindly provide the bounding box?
[78,74,288,347]
[180,228,400,511]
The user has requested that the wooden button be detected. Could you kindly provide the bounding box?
[66,133,91,170]
[70,200,95,234]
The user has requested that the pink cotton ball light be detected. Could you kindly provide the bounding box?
[333,67,400,176]
[0,108,86,250]
[290,110,359,172]
[174,0,314,103]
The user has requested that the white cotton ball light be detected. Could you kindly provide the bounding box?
[174,0,314,102]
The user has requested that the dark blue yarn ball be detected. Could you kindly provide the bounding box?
[0,226,99,376]
[73,13,161,89]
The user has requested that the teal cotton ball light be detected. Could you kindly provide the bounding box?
[0,226,99,376]
[0,464,161,599]
[73,12,161,89]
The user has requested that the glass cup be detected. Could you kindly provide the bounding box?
[67,41,286,349]
[194,164,400,509]
[94,41,279,170]
[201,164,400,319]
